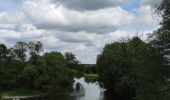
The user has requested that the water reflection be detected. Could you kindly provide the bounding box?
[27,77,105,100]
[84,77,98,83]
[74,77,104,100]
[48,77,105,100]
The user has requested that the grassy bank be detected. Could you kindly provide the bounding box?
[6,89,42,96]
[1,89,44,100]
[84,74,98,79]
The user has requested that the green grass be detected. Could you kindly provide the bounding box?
[6,89,42,96]
[84,74,99,78]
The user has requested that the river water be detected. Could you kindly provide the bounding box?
[44,77,105,100]
[73,77,104,100]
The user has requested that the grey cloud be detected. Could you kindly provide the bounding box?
[54,31,99,43]
[36,23,118,34]
[141,0,161,7]
[54,0,131,11]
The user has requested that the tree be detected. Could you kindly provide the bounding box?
[0,44,8,63]
[43,52,73,88]
[21,65,38,89]
[28,41,43,55]
[0,41,75,92]
[128,37,167,100]
[28,41,43,65]
[148,1,170,98]
[43,52,66,67]
[13,42,27,62]
[97,40,135,100]
[0,44,7,88]
[64,52,79,69]
[0,44,18,89]
[150,0,170,60]
[97,37,167,100]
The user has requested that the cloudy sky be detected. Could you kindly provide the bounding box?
[0,0,161,64]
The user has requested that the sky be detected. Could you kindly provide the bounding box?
[0,0,161,64]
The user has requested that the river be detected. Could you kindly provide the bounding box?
[43,77,105,100]
[73,77,104,100]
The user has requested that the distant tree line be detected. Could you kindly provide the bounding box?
[97,0,170,100]
[78,64,97,74]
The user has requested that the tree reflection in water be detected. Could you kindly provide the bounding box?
[25,77,124,100]
[84,77,97,83]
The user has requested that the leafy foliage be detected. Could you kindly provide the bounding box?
[0,41,75,91]
[150,0,170,60]
[97,37,168,100]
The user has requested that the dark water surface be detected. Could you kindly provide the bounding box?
[37,77,105,100]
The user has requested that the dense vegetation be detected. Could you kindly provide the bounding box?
[97,37,169,100]
[97,0,170,100]
[0,41,98,96]
[0,41,78,92]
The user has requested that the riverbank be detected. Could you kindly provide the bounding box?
[84,74,98,79]
[1,89,46,100]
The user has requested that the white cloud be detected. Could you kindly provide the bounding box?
[0,12,24,24]
[0,29,21,39]
[138,5,159,25]
[23,1,135,33]
[0,12,26,30]
[0,24,46,44]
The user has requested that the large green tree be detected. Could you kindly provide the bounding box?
[43,52,73,88]
[97,37,167,100]
[150,0,170,59]
[97,39,135,100]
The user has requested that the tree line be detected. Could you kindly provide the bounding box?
[0,41,80,91]
[97,0,170,100]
